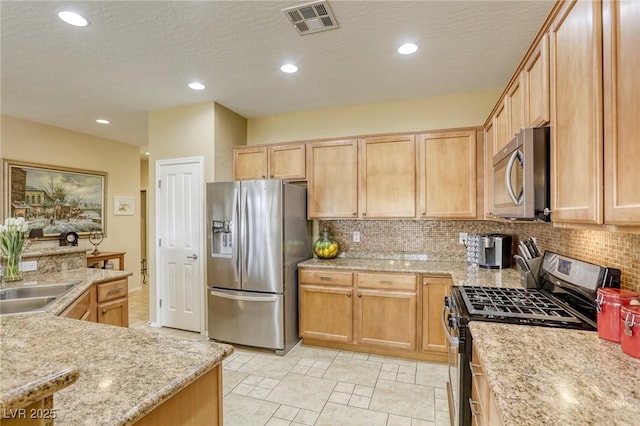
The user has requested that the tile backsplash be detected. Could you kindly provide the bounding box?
[319,220,640,292]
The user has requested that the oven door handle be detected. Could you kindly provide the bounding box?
[441,305,459,346]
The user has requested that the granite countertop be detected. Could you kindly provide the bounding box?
[470,322,640,426]
[298,257,522,288]
[0,269,234,425]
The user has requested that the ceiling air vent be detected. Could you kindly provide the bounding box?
[282,1,339,35]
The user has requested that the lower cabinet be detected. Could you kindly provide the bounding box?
[470,342,504,426]
[355,273,417,350]
[421,276,452,353]
[299,268,448,360]
[60,277,129,327]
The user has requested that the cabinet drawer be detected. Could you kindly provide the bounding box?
[356,273,416,291]
[60,288,93,321]
[97,278,128,302]
[299,270,353,287]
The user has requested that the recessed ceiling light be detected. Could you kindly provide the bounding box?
[96,119,110,124]
[145,152,150,156]
[397,43,419,55]
[280,64,299,74]
[188,82,206,90]
[58,11,89,27]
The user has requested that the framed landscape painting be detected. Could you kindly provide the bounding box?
[2,160,107,239]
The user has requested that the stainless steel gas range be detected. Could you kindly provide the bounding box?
[442,252,621,426]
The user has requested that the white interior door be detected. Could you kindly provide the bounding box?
[156,157,203,332]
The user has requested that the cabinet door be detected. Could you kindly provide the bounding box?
[360,135,417,218]
[98,298,129,327]
[506,74,525,139]
[550,0,603,224]
[269,144,306,180]
[60,286,96,322]
[299,285,353,343]
[421,277,452,353]
[493,101,509,156]
[419,131,477,218]
[307,139,358,219]
[524,34,550,127]
[603,0,640,225]
[234,146,268,180]
[355,288,417,350]
[484,122,496,220]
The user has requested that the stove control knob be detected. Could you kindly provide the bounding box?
[448,313,459,328]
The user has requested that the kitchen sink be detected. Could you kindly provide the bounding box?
[0,296,58,315]
[0,283,78,300]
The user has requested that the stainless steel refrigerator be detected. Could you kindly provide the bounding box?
[206,180,311,355]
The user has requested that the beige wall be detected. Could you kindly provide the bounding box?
[0,115,142,289]
[247,90,501,145]
[214,103,247,181]
[147,102,215,325]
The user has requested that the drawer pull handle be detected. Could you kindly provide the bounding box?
[319,276,331,281]
[379,280,392,285]
[107,288,123,295]
[469,398,482,416]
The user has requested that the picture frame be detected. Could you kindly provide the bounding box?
[113,196,134,216]
[2,160,107,239]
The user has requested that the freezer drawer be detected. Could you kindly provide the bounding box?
[208,288,284,350]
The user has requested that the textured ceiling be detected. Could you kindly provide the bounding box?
[1,1,555,146]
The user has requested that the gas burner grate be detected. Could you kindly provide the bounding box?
[460,287,582,323]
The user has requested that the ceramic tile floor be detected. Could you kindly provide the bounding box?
[129,286,451,426]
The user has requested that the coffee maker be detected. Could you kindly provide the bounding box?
[478,234,512,269]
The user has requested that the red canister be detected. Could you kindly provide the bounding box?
[596,288,640,342]
[620,305,640,359]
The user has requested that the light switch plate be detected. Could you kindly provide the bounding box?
[19,260,38,272]
[353,231,361,242]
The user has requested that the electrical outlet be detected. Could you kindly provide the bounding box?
[19,260,38,272]
[459,232,468,245]
[353,231,361,242]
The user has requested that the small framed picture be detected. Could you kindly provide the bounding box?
[113,196,134,216]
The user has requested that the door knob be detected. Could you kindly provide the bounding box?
[187,254,198,260]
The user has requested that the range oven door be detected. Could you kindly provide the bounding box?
[442,296,462,426]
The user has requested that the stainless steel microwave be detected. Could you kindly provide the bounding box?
[492,127,550,221]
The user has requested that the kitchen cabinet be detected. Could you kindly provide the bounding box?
[506,75,525,139]
[97,278,129,327]
[359,135,417,218]
[354,272,417,350]
[58,277,129,327]
[233,143,306,181]
[483,122,496,220]
[60,286,96,322]
[299,270,354,343]
[603,0,640,225]
[421,276,452,353]
[523,34,550,127]
[492,102,509,157]
[470,342,504,426]
[549,0,604,224]
[307,139,359,219]
[418,130,477,218]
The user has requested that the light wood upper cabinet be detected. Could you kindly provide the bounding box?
[234,146,268,180]
[603,0,640,225]
[549,0,604,224]
[418,130,477,218]
[359,135,417,218]
[234,144,306,181]
[524,34,550,127]
[307,139,359,219]
[269,144,306,180]
[493,101,509,157]
[506,74,525,139]
[483,122,495,220]
[421,276,452,354]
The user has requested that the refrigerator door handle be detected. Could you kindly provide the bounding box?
[241,187,248,287]
[209,290,278,303]
[231,187,240,284]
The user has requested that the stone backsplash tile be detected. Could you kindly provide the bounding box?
[319,220,640,293]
